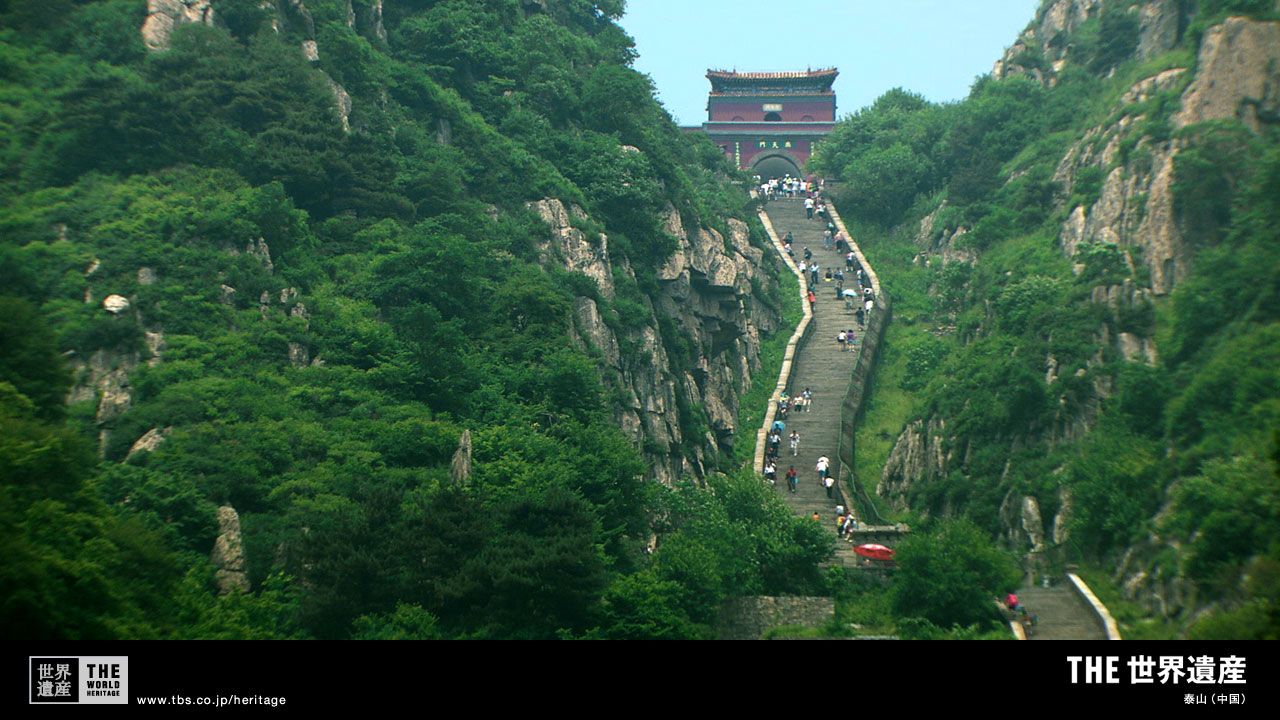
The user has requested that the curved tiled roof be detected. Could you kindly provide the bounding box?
[706,69,837,80]
[706,68,838,95]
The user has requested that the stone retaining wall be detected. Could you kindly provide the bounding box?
[717,596,835,640]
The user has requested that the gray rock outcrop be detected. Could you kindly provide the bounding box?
[994,1,1186,81]
[142,0,215,51]
[1000,492,1049,553]
[212,505,250,595]
[145,330,166,367]
[246,237,273,273]
[125,427,171,461]
[67,348,138,420]
[994,0,1102,79]
[66,347,139,455]
[450,430,472,488]
[1136,0,1184,61]
[321,72,353,133]
[287,342,310,368]
[878,417,952,510]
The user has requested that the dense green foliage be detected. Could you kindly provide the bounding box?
[892,519,1022,629]
[816,0,1280,636]
[0,0,818,640]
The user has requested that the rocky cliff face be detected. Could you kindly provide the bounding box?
[530,197,780,484]
[1173,16,1280,132]
[993,0,1186,82]
[995,3,1278,295]
[880,8,1280,615]
[1054,15,1280,295]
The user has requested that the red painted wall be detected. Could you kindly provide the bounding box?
[704,123,833,133]
[709,99,835,122]
[705,134,819,170]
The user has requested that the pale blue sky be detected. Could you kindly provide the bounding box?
[618,0,1042,126]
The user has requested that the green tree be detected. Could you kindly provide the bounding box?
[593,569,712,640]
[892,519,1021,628]
[350,603,444,640]
[0,297,72,418]
[1089,5,1140,72]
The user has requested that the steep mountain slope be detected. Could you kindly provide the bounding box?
[814,0,1280,638]
[0,0,823,640]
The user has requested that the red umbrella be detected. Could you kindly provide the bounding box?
[854,544,895,561]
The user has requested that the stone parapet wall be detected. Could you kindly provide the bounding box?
[824,201,891,515]
[1068,573,1122,640]
[753,208,814,472]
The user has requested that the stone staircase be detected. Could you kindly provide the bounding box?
[762,197,869,568]
[1015,582,1110,640]
[763,198,1117,633]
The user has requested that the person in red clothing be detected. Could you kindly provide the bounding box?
[807,290,816,310]
[1005,593,1021,612]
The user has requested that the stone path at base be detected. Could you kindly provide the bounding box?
[763,198,867,568]
[1016,582,1110,640]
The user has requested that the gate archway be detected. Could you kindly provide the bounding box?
[752,151,803,180]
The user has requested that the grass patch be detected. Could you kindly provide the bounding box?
[760,624,832,639]
[852,321,927,512]
[840,214,937,523]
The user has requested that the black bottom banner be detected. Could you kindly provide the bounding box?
[11,640,1279,712]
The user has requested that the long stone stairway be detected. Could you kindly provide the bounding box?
[761,197,867,568]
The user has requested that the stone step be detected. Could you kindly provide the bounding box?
[1014,585,1109,640]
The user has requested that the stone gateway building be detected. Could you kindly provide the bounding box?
[692,68,838,178]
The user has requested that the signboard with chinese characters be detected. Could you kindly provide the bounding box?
[757,140,795,149]
[762,103,782,112]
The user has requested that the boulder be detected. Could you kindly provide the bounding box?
[102,295,130,314]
